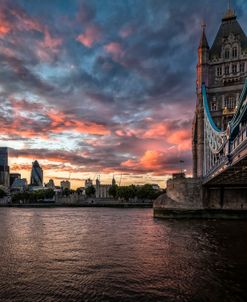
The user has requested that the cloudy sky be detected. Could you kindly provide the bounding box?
[0,0,247,188]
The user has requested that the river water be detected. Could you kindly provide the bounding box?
[0,208,246,302]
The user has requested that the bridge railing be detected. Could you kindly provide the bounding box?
[231,124,247,153]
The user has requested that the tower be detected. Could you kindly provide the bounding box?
[30,160,43,187]
[192,4,247,178]
[112,176,116,186]
[0,147,10,188]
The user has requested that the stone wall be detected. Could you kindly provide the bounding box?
[154,177,203,209]
[204,187,247,209]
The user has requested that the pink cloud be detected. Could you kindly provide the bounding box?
[119,24,135,38]
[0,10,11,36]
[104,42,124,60]
[36,27,63,62]
[76,24,101,47]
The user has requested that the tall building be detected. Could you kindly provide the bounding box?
[0,147,10,188]
[30,160,43,187]
[46,179,55,189]
[85,178,93,188]
[10,173,21,187]
[60,180,71,190]
[192,5,247,178]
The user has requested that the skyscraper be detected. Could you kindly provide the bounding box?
[192,5,247,178]
[30,160,43,187]
[0,147,10,188]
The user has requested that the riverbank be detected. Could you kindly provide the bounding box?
[154,208,247,220]
[0,202,153,208]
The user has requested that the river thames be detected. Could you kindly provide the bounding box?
[0,208,246,302]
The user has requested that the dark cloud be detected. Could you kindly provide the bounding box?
[1,0,246,185]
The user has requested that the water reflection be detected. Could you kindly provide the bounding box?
[0,208,246,302]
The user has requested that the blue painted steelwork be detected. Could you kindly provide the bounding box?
[202,84,222,133]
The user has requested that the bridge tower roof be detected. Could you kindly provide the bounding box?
[210,5,247,58]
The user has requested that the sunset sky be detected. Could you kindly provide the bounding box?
[1,0,247,188]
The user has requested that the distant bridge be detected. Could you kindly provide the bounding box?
[202,80,247,186]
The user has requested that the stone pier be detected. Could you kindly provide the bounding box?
[153,173,247,219]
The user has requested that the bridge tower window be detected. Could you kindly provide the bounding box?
[240,63,245,73]
[216,66,222,76]
[232,64,237,74]
[232,47,238,58]
[211,101,217,111]
[225,65,230,75]
[225,48,230,59]
[224,96,235,109]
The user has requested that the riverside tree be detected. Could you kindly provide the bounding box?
[85,186,96,197]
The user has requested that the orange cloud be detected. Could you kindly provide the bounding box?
[0,99,110,140]
[47,110,110,136]
[167,129,191,151]
[76,24,101,47]
[122,150,164,170]
[0,10,11,36]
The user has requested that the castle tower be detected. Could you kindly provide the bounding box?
[192,4,247,178]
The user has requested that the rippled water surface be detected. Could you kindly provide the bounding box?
[0,208,247,302]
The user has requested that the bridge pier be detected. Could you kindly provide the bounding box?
[203,185,247,210]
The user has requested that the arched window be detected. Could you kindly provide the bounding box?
[240,63,245,73]
[216,66,222,76]
[232,64,237,74]
[232,47,238,58]
[225,65,230,75]
[225,48,230,59]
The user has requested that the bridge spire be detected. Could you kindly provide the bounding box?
[223,0,236,21]
[199,20,209,49]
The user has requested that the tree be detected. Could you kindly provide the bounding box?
[44,189,55,199]
[0,189,7,199]
[85,186,95,197]
[117,185,136,201]
[76,188,83,195]
[62,188,70,197]
[136,184,163,200]
[109,185,118,198]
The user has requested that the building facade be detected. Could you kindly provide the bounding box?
[0,147,10,188]
[192,6,247,178]
[30,160,43,187]
[10,173,21,187]
[46,179,55,189]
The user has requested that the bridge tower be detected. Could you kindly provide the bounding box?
[192,4,247,178]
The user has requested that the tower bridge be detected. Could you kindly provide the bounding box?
[154,5,247,217]
[192,4,247,208]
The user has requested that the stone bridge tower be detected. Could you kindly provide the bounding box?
[192,5,247,178]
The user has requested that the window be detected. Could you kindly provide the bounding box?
[224,96,235,109]
[225,65,230,75]
[232,47,238,58]
[216,66,222,76]
[211,101,217,111]
[232,64,237,74]
[225,49,230,59]
[240,63,245,73]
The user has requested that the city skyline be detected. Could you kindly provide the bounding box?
[1,1,247,188]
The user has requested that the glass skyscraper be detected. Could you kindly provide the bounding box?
[30,160,43,187]
[0,147,10,188]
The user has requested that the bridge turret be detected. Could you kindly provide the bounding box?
[193,24,210,178]
[197,24,209,95]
